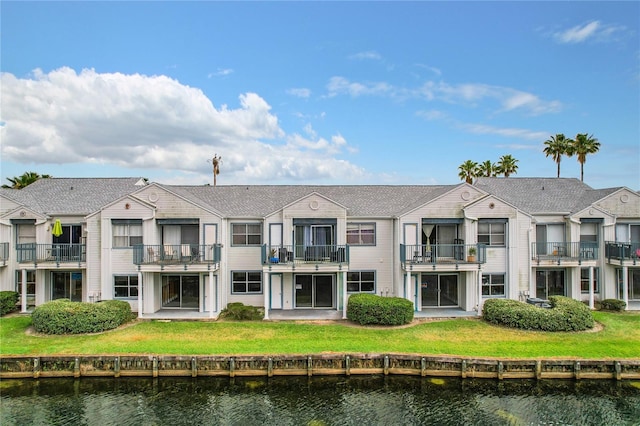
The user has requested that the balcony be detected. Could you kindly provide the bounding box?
[604,241,640,265]
[134,244,222,267]
[0,242,8,266]
[262,244,349,266]
[16,243,86,265]
[531,242,598,264]
[401,243,486,267]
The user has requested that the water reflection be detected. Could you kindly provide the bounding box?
[1,376,639,425]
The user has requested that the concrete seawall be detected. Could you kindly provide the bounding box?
[2,354,639,380]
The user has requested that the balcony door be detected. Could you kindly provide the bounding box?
[294,275,334,309]
[51,271,83,302]
[53,224,83,260]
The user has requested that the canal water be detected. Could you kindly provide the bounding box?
[1,376,639,425]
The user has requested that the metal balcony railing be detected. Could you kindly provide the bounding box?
[604,241,640,262]
[262,244,349,265]
[133,244,222,266]
[531,242,599,261]
[16,243,86,263]
[400,243,486,265]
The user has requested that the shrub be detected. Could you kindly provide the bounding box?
[482,296,594,332]
[600,299,626,312]
[31,299,133,334]
[0,291,19,316]
[347,293,414,326]
[220,302,263,320]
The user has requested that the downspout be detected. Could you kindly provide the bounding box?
[137,271,143,318]
[527,226,533,299]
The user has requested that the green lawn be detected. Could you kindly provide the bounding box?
[1,311,639,359]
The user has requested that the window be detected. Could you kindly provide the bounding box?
[112,221,143,247]
[347,223,376,245]
[232,271,262,294]
[232,223,262,246]
[347,271,375,293]
[482,274,505,297]
[478,221,505,246]
[580,268,600,293]
[114,275,139,299]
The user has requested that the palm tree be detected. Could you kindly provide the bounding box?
[211,154,222,187]
[458,160,478,184]
[476,160,497,177]
[496,155,519,177]
[543,134,574,178]
[572,133,600,182]
[2,172,52,189]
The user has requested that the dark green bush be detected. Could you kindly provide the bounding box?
[220,302,263,320]
[32,299,133,334]
[482,296,594,332]
[600,299,626,311]
[347,293,414,326]
[0,291,19,316]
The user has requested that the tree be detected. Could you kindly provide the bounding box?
[476,160,497,177]
[543,134,574,178]
[211,154,222,187]
[496,155,519,177]
[458,160,478,184]
[2,172,52,189]
[572,133,600,182]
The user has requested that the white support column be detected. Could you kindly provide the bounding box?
[342,270,347,319]
[137,271,143,318]
[405,270,411,302]
[477,270,483,314]
[588,266,595,310]
[21,269,27,313]
[209,271,214,319]
[263,271,270,320]
[622,266,629,311]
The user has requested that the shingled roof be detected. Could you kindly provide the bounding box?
[475,177,620,214]
[166,185,457,217]
[7,178,146,216]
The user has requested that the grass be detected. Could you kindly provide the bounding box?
[1,311,639,359]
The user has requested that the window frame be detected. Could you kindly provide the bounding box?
[482,273,506,298]
[231,223,263,247]
[580,267,600,294]
[231,271,263,294]
[346,222,376,246]
[346,270,376,293]
[112,223,143,248]
[477,220,506,247]
[114,275,139,299]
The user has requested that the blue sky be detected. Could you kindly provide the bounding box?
[1,1,639,189]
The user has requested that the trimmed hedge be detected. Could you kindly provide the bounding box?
[220,302,263,320]
[31,299,133,334]
[347,293,414,326]
[482,296,594,332]
[600,299,627,312]
[0,291,19,316]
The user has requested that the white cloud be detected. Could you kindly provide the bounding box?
[460,123,549,141]
[416,109,448,121]
[553,20,629,44]
[349,51,382,60]
[326,76,394,98]
[328,76,561,115]
[0,67,364,183]
[208,68,234,77]
[287,88,312,98]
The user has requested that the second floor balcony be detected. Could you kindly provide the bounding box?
[605,241,640,265]
[16,243,86,265]
[262,244,349,266]
[401,243,486,266]
[531,242,599,264]
[134,244,222,267]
